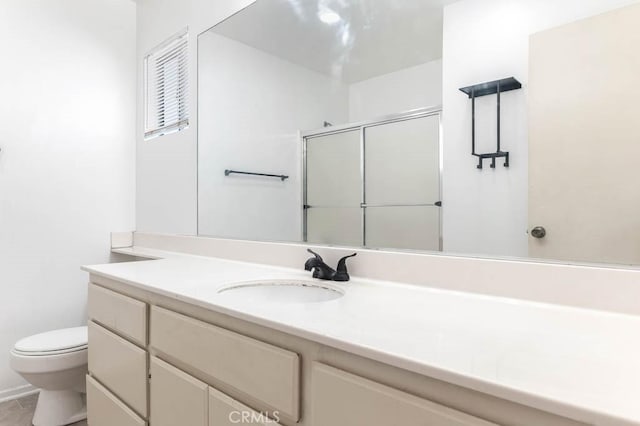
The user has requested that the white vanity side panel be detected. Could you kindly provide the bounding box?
[88,284,147,346]
[88,321,148,417]
[311,363,498,426]
[150,306,300,420]
[87,375,146,426]
[209,387,282,426]
[150,357,208,426]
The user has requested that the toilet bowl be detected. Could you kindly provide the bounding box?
[10,326,88,426]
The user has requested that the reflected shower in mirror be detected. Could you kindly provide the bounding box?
[304,110,441,251]
[198,0,446,248]
[198,0,640,267]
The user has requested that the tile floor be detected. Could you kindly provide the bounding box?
[0,394,87,426]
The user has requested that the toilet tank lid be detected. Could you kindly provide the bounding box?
[14,326,88,353]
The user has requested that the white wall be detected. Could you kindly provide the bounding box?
[349,60,443,122]
[136,0,255,235]
[0,0,136,397]
[441,0,640,257]
[198,33,348,241]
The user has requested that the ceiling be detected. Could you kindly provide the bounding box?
[208,0,458,83]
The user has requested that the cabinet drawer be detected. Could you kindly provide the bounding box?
[150,306,300,421]
[88,284,147,346]
[87,375,146,426]
[88,321,148,417]
[312,363,498,426]
[151,357,208,426]
[209,387,282,426]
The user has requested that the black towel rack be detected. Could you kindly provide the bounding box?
[459,77,522,170]
[224,169,289,181]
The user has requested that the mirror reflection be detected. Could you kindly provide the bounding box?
[198,0,640,266]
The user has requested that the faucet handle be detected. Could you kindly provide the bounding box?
[333,253,357,282]
[305,249,324,272]
[306,248,324,261]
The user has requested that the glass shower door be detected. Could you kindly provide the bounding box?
[305,129,362,246]
[304,111,442,250]
[363,115,441,251]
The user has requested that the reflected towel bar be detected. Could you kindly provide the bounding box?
[224,169,289,181]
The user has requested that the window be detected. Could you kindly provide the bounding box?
[144,29,189,140]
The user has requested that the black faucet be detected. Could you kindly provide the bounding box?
[304,249,357,282]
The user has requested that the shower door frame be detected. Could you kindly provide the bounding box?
[301,106,443,250]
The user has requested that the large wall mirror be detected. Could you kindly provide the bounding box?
[198,0,640,267]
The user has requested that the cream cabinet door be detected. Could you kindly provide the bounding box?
[88,284,147,346]
[88,321,147,417]
[150,306,300,421]
[87,376,146,426]
[311,363,497,426]
[150,357,208,426]
[209,387,281,426]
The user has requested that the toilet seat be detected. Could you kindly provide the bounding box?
[13,327,87,356]
[12,345,88,357]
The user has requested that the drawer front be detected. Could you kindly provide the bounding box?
[209,387,282,426]
[88,321,148,417]
[312,363,499,426]
[88,284,147,346]
[151,357,208,426]
[87,375,146,426]
[150,306,300,420]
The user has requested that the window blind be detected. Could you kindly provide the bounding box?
[144,30,189,140]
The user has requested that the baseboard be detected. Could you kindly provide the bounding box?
[0,384,38,403]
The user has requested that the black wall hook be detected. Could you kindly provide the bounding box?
[459,77,522,170]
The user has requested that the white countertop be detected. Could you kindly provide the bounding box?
[84,247,640,426]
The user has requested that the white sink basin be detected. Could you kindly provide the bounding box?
[217,279,344,304]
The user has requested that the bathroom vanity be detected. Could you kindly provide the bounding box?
[82,243,640,426]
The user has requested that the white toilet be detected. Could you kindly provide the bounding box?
[10,326,88,426]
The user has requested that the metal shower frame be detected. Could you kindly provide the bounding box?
[300,106,444,251]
